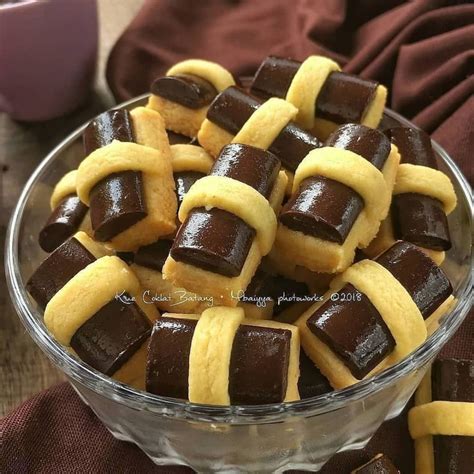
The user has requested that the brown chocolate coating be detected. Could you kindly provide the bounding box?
[71,296,151,376]
[433,436,474,474]
[134,240,173,272]
[151,74,217,109]
[307,284,395,379]
[245,269,311,315]
[39,194,88,253]
[431,359,474,403]
[268,123,321,172]
[298,351,333,399]
[26,237,96,309]
[280,124,389,242]
[171,207,255,277]
[207,86,260,135]
[210,143,280,199]
[167,130,192,145]
[353,454,399,473]
[316,71,378,124]
[280,176,364,243]
[387,127,452,251]
[207,86,321,172]
[146,317,197,400]
[250,56,299,100]
[174,171,205,207]
[83,109,135,155]
[392,194,451,251]
[89,171,147,241]
[387,127,438,168]
[229,325,291,404]
[376,241,452,319]
[326,123,391,170]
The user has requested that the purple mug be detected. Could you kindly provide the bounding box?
[0,0,98,121]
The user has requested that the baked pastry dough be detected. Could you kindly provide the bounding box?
[170,143,214,175]
[188,307,244,405]
[285,56,340,130]
[148,59,235,137]
[274,144,400,273]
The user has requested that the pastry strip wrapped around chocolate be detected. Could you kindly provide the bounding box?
[162,143,287,306]
[409,359,474,474]
[146,307,300,405]
[250,55,387,139]
[366,127,457,265]
[26,231,159,389]
[274,123,400,274]
[39,170,89,252]
[148,59,235,138]
[197,86,321,191]
[77,107,177,251]
[295,241,453,389]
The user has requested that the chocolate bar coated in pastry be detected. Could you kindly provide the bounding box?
[250,55,386,139]
[367,127,456,264]
[390,127,453,251]
[296,241,452,388]
[26,232,158,388]
[274,123,400,274]
[409,358,474,474]
[77,107,177,251]
[39,170,88,253]
[200,85,321,175]
[148,59,235,137]
[146,307,300,405]
[163,143,287,305]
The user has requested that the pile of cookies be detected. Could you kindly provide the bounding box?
[27,57,460,418]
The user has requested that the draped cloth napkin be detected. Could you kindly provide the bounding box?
[2,1,473,473]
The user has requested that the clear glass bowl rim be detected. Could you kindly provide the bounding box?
[5,96,473,423]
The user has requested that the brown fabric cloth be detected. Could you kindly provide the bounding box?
[106,0,474,184]
[2,2,473,473]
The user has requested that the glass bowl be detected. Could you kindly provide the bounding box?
[5,95,472,473]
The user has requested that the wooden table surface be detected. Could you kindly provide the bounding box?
[0,0,144,417]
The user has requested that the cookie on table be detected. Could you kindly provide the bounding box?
[250,55,387,140]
